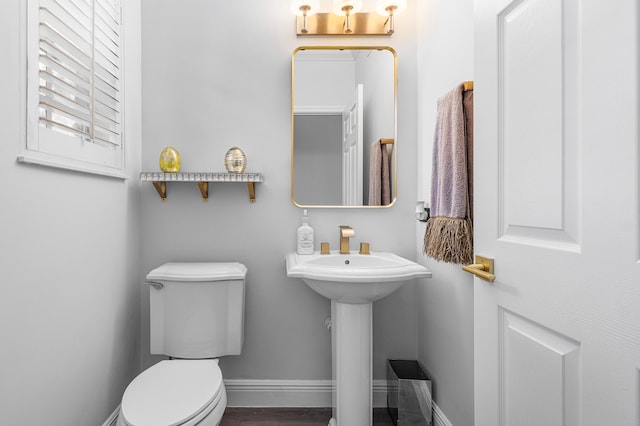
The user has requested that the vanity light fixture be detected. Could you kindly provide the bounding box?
[292,0,405,36]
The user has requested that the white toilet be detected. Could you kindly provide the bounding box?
[117,262,247,426]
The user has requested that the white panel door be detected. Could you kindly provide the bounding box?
[342,84,363,205]
[474,0,639,425]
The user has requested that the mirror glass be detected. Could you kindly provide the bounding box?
[291,46,397,208]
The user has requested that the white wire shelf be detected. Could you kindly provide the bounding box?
[140,172,264,202]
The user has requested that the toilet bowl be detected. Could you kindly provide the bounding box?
[117,359,226,426]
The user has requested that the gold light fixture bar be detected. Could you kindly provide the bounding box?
[296,12,393,36]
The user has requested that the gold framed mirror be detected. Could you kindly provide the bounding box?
[291,46,397,208]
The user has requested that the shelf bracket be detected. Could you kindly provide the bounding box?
[152,181,167,202]
[247,182,256,203]
[197,182,209,202]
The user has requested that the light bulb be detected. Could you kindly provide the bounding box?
[376,0,407,16]
[332,0,363,16]
[290,0,319,16]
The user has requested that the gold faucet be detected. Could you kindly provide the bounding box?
[339,226,355,254]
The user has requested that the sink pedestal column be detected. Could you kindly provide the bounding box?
[329,300,372,426]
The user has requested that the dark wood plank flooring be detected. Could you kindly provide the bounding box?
[220,407,395,425]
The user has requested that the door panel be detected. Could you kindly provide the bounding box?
[498,0,581,249]
[342,84,363,205]
[500,0,565,231]
[501,309,580,426]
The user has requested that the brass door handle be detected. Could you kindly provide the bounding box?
[462,256,496,282]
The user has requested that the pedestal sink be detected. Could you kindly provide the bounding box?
[285,251,431,426]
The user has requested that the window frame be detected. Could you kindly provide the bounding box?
[18,0,126,179]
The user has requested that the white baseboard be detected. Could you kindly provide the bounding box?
[102,406,119,426]
[224,379,389,408]
[109,380,453,426]
[224,379,332,407]
[372,380,389,407]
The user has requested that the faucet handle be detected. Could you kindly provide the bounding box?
[359,242,370,255]
[320,242,330,254]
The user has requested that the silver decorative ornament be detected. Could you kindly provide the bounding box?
[224,147,247,173]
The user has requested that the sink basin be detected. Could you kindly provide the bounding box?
[286,251,431,304]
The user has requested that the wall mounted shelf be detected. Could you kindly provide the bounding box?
[140,172,264,203]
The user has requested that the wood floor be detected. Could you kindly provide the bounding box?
[220,407,396,425]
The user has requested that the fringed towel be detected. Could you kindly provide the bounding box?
[368,139,391,206]
[423,83,474,264]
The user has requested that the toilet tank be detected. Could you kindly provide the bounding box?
[146,262,247,359]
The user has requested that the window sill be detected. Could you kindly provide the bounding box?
[17,154,127,180]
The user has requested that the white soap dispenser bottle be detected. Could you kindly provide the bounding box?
[296,209,314,255]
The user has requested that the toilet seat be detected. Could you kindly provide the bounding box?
[119,359,224,426]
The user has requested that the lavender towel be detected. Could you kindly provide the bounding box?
[368,139,391,206]
[423,84,474,264]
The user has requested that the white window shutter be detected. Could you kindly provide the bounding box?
[20,0,124,178]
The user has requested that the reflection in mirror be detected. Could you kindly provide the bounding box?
[292,46,397,208]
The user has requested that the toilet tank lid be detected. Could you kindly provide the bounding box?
[147,262,247,282]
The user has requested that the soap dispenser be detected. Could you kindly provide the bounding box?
[296,209,314,255]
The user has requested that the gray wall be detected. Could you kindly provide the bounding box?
[294,115,343,206]
[416,1,475,425]
[0,1,478,424]
[0,1,143,425]
[139,0,419,384]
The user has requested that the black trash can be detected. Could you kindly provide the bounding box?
[387,359,432,425]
